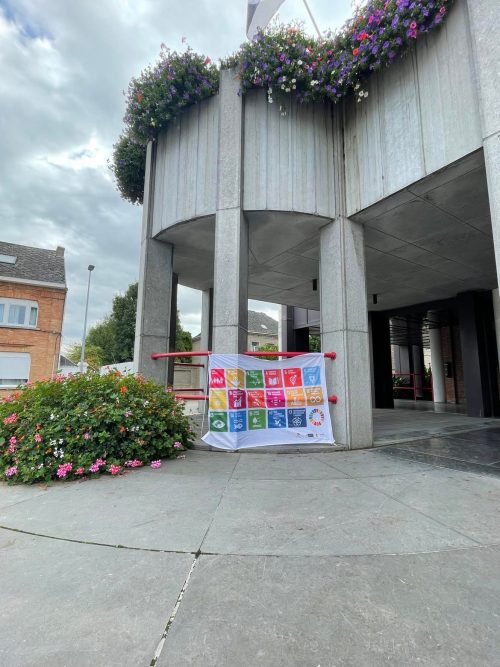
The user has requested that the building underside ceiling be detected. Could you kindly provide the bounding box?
[160,150,495,315]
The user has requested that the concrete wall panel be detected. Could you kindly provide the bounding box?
[243,90,337,217]
[345,1,482,216]
[153,96,219,235]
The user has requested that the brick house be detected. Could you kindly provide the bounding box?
[0,242,66,394]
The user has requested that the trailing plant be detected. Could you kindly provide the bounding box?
[112,0,452,203]
[0,371,193,484]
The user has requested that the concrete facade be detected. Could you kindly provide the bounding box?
[135,0,500,447]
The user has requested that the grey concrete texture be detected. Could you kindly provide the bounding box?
[2,431,500,666]
[0,527,193,667]
[157,547,500,667]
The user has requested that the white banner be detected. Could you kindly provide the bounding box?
[202,353,334,450]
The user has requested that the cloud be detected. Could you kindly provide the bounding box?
[0,0,351,345]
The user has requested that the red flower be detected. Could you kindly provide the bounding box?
[353,48,360,56]
[120,385,128,393]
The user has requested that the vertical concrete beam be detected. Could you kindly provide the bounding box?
[167,273,178,387]
[492,289,500,373]
[320,217,373,448]
[134,142,175,385]
[199,289,213,407]
[212,69,248,353]
[428,311,446,403]
[466,0,500,286]
[457,291,500,417]
[370,312,394,409]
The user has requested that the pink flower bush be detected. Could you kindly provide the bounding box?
[83,432,91,440]
[89,458,106,473]
[34,433,42,443]
[174,441,183,449]
[125,459,143,468]
[150,460,162,469]
[57,463,73,479]
[108,464,122,475]
[3,413,17,425]
[5,466,17,477]
[75,467,85,476]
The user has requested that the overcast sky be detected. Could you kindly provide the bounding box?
[0,0,352,345]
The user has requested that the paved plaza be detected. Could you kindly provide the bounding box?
[1,420,499,666]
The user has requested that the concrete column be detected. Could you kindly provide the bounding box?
[457,291,500,417]
[428,311,446,403]
[466,0,500,287]
[492,289,500,374]
[199,289,213,406]
[212,69,248,353]
[320,217,373,449]
[134,142,175,385]
[167,273,178,387]
[370,312,394,409]
[412,345,424,399]
[279,305,294,352]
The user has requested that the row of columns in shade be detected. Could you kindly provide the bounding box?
[135,0,500,448]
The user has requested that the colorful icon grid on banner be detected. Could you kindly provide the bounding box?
[203,354,334,450]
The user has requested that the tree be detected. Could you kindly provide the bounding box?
[66,343,104,370]
[257,343,278,360]
[84,282,192,365]
[309,334,321,352]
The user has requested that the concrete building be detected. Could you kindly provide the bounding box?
[134,0,500,448]
[0,242,66,394]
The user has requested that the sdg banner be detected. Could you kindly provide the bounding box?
[202,353,334,450]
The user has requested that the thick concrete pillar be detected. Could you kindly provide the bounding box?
[279,305,294,352]
[320,217,373,449]
[134,142,175,385]
[212,69,248,353]
[467,0,500,286]
[167,273,178,387]
[492,289,500,374]
[428,311,446,403]
[370,312,394,409]
[199,289,213,407]
[457,291,500,417]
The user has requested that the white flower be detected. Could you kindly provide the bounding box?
[285,87,290,93]
[84,411,88,416]
[50,439,57,446]
[291,78,296,83]
[58,438,64,444]
[50,413,55,420]
[364,91,369,98]
[297,59,303,65]
[282,76,286,82]
[143,401,149,407]
[311,80,319,87]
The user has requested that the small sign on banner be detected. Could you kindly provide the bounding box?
[202,353,334,450]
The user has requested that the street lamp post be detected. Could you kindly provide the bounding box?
[80,264,95,373]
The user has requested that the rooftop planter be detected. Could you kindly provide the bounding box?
[111,0,452,205]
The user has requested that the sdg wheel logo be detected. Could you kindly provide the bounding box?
[308,408,325,427]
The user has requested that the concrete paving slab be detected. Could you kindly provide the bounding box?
[383,444,500,477]
[231,453,348,479]
[0,466,228,552]
[153,450,240,477]
[400,435,500,465]
[0,528,193,667]
[157,547,500,667]
[364,468,500,545]
[202,478,475,556]
[0,482,52,510]
[314,449,439,477]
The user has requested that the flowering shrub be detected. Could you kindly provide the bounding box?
[235,0,451,104]
[0,372,193,484]
[112,0,452,203]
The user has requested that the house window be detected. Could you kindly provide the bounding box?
[0,352,31,388]
[251,341,259,351]
[0,298,38,328]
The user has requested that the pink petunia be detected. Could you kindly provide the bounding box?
[3,413,17,424]
[34,433,42,443]
[57,463,73,479]
[108,464,122,475]
[75,467,85,475]
[83,432,90,440]
[5,466,17,477]
[174,441,183,449]
[150,460,162,469]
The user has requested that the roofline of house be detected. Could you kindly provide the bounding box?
[0,276,67,290]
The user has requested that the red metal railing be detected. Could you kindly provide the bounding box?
[392,372,433,401]
[153,350,337,404]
